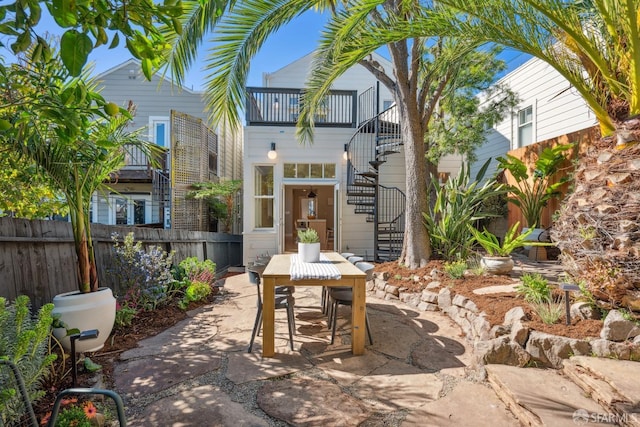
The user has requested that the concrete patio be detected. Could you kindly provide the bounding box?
[110,270,640,426]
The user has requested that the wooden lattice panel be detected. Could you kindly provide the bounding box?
[170,111,218,231]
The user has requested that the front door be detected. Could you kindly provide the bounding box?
[281,183,338,252]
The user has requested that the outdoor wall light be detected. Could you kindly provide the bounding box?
[267,142,277,160]
[343,144,348,161]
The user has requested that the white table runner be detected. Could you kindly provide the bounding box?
[290,253,342,280]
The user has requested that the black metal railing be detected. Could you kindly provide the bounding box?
[246,87,358,127]
[345,94,405,261]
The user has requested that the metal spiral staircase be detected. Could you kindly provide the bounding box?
[345,86,405,262]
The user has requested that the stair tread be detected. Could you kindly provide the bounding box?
[563,356,640,408]
[486,364,612,427]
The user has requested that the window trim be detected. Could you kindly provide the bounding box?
[254,164,275,230]
[517,105,534,148]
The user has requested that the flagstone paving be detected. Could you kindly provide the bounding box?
[112,269,638,426]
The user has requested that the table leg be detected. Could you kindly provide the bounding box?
[262,277,276,357]
[351,279,366,355]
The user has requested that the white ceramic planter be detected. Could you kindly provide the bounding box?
[481,256,515,275]
[52,287,116,353]
[298,242,321,263]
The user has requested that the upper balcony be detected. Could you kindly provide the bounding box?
[246,87,358,127]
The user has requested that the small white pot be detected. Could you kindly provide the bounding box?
[298,242,321,263]
[481,256,515,275]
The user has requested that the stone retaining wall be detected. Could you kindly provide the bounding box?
[368,271,640,368]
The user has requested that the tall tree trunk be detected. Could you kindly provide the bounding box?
[397,104,431,268]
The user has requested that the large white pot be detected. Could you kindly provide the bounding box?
[481,256,515,275]
[52,287,116,353]
[298,242,321,263]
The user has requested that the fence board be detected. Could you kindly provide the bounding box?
[0,217,242,309]
[505,126,600,232]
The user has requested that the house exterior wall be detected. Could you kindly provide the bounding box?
[94,60,243,231]
[243,52,461,264]
[472,56,596,179]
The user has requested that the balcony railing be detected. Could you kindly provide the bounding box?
[246,87,358,127]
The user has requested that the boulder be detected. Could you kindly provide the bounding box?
[600,310,640,342]
[525,331,592,368]
[474,337,531,367]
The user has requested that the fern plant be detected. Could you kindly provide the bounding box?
[0,296,57,426]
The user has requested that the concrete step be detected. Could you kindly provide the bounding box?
[563,356,640,427]
[486,364,612,426]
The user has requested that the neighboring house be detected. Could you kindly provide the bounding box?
[94,59,243,232]
[472,56,597,178]
[243,52,461,264]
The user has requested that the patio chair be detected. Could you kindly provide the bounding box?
[247,266,296,353]
[328,261,374,345]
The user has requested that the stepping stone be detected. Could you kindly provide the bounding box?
[402,381,518,426]
[257,377,370,426]
[563,356,640,426]
[114,351,222,396]
[225,351,313,384]
[486,364,612,426]
[128,384,269,427]
[473,284,519,295]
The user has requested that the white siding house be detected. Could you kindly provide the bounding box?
[94,59,243,231]
[472,56,597,177]
[243,52,460,264]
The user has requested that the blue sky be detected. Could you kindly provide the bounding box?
[25,10,531,91]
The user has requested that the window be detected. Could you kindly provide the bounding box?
[150,117,170,148]
[283,163,337,179]
[517,106,533,147]
[254,165,274,228]
[111,195,151,225]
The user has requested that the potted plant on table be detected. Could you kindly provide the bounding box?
[469,222,551,274]
[297,228,321,263]
[0,47,161,352]
[497,143,573,243]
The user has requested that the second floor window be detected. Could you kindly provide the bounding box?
[517,106,533,147]
[150,117,170,148]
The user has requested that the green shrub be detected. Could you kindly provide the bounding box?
[178,257,216,287]
[178,281,212,309]
[516,273,552,304]
[444,260,468,279]
[423,159,506,261]
[111,232,175,311]
[0,296,57,426]
[114,303,138,328]
[174,258,217,310]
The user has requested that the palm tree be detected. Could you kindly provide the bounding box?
[164,0,513,268]
[0,51,161,293]
[381,0,640,306]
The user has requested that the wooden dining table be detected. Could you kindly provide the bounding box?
[261,252,367,357]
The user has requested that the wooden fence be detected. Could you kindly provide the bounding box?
[0,217,243,309]
[505,125,601,231]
